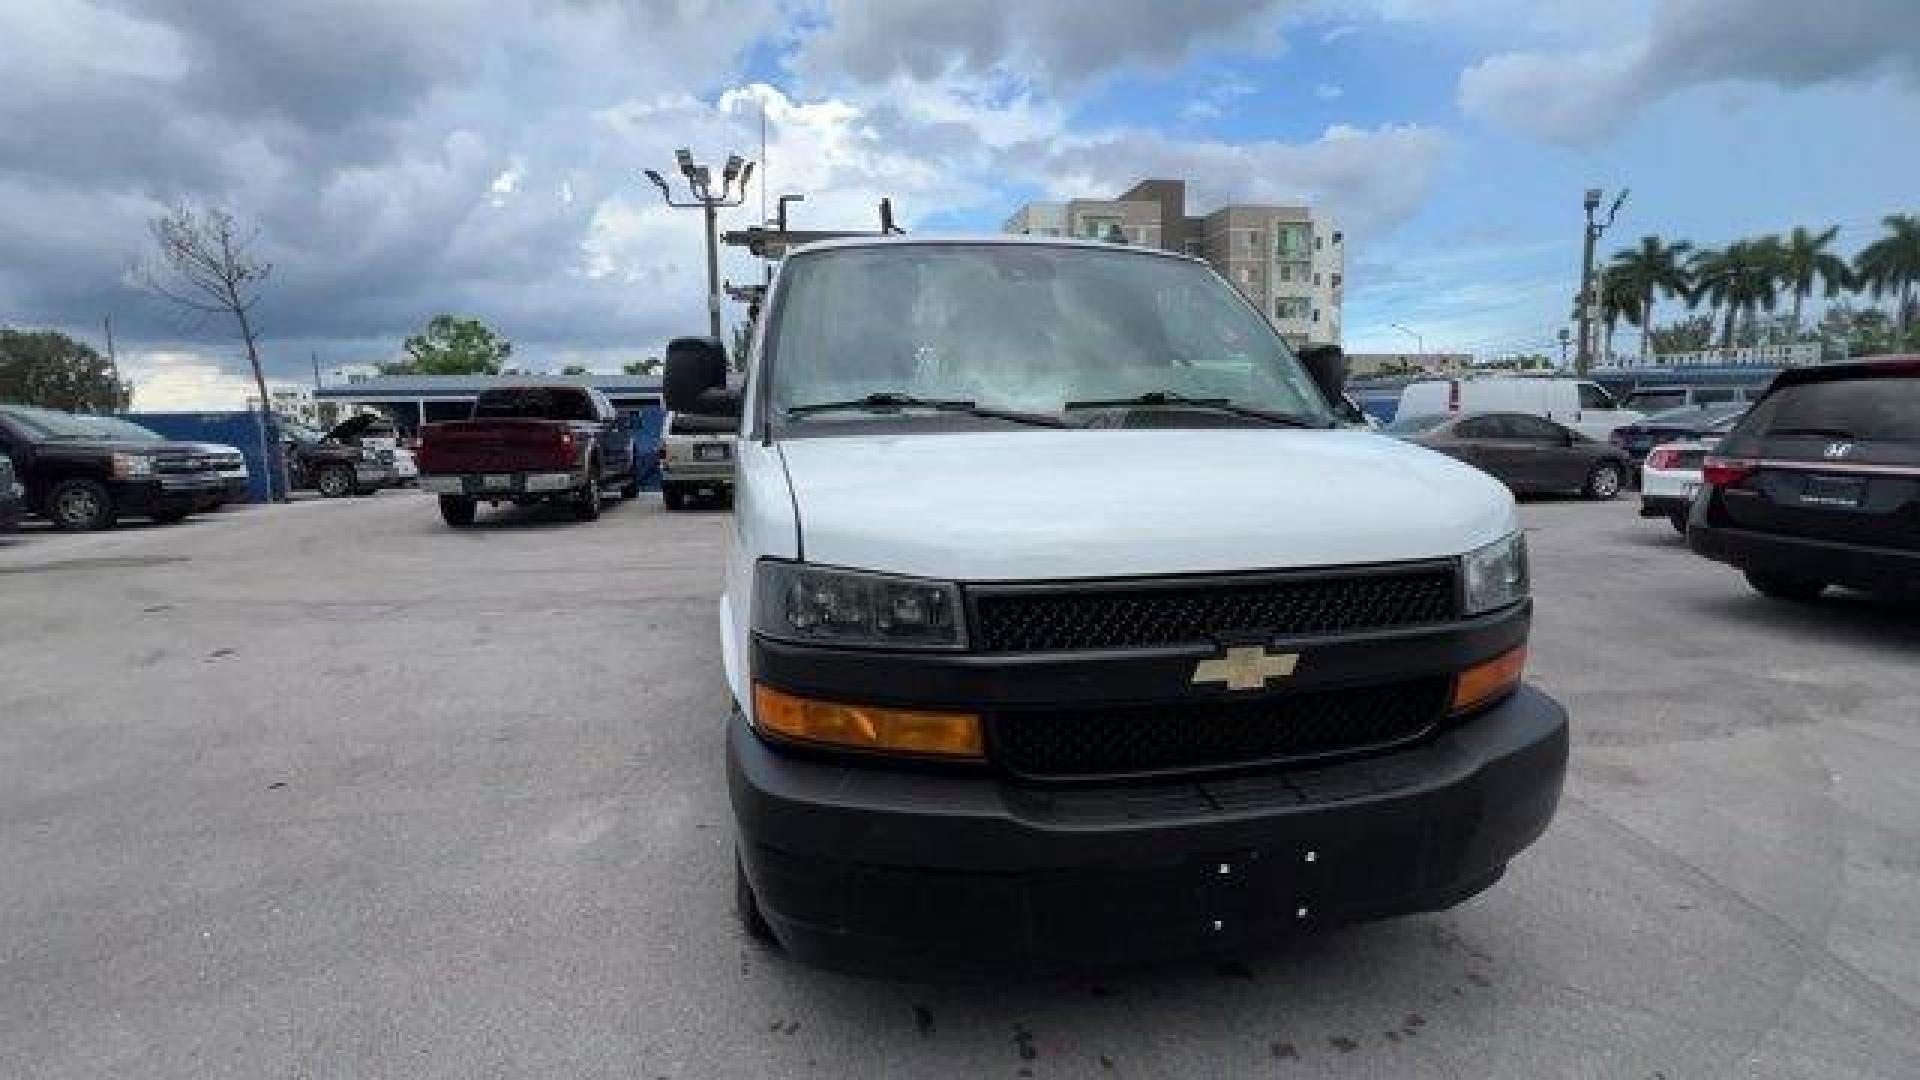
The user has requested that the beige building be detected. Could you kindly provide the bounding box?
[1004,179,1343,349]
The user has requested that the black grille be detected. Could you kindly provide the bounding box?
[972,564,1458,652]
[153,456,208,474]
[990,677,1450,778]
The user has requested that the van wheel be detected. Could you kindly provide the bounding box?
[1584,462,1623,501]
[572,467,603,521]
[1745,570,1825,603]
[620,477,640,499]
[1668,512,1688,534]
[316,464,355,498]
[48,478,116,531]
[438,494,477,528]
[662,485,686,512]
[736,851,776,943]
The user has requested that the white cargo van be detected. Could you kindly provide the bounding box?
[1398,377,1640,441]
[666,235,1568,975]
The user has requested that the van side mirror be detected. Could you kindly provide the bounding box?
[1296,344,1348,407]
[663,336,741,417]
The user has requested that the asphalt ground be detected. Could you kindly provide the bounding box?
[2,490,1916,1078]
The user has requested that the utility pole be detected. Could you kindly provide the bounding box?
[102,314,124,409]
[1575,187,1628,375]
[1558,326,1571,369]
[1389,322,1424,363]
[644,149,755,340]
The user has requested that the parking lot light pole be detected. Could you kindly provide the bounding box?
[644,149,755,340]
[1389,322,1424,364]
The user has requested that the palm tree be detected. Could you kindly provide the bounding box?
[1690,238,1783,350]
[1854,213,1920,335]
[1777,226,1852,341]
[1599,265,1641,364]
[1609,236,1692,358]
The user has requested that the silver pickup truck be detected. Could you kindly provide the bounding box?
[658,411,736,511]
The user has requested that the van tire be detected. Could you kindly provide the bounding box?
[1745,570,1825,603]
[1669,512,1688,534]
[48,478,116,531]
[438,494,477,528]
[662,485,686,512]
[1583,462,1623,501]
[620,476,641,499]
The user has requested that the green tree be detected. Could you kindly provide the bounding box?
[621,357,662,377]
[1598,264,1642,363]
[387,315,512,375]
[1608,236,1692,359]
[558,364,590,376]
[1776,226,1852,340]
[0,327,132,412]
[1854,213,1920,334]
[1689,239,1783,349]
[1648,314,1715,354]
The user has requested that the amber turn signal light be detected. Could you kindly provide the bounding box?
[1451,645,1527,714]
[753,684,984,758]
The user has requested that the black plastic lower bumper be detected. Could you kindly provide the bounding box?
[731,684,1568,975]
[1639,494,1688,518]
[1690,521,1920,595]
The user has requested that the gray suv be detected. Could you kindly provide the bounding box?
[659,411,735,510]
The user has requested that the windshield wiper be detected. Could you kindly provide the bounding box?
[786,392,1068,428]
[1062,391,1327,428]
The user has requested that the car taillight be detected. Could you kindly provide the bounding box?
[1702,457,1756,488]
[657,444,669,461]
[1645,447,1678,470]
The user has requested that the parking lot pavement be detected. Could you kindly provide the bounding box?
[2,492,1915,1079]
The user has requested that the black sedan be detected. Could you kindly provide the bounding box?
[1607,403,1749,466]
[1388,411,1632,500]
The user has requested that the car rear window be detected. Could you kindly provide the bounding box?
[474,387,596,421]
[1743,374,1920,442]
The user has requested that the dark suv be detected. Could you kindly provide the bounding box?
[1689,357,1920,601]
[0,404,227,529]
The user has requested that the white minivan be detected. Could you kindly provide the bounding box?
[1398,376,1641,441]
[667,235,1568,975]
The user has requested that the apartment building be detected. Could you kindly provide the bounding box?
[1003,179,1343,349]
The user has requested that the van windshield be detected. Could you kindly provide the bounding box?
[765,244,1333,429]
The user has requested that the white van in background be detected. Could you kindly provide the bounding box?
[1397,377,1641,441]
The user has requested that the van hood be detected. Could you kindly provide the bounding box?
[777,428,1516,581]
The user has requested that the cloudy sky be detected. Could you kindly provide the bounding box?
[2,0,1917,407]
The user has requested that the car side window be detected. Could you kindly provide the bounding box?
[1694,387,1735,404]
[1577,382,1615,410]
[1455,416,1501,439]
[1509,415,1563,442]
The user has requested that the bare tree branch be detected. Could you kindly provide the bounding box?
[141,201,285,499]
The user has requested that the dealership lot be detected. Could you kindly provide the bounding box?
[1,493,1916,1079]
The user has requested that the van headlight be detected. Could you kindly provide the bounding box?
[754,561,966,650]
[1461,532,1529,615]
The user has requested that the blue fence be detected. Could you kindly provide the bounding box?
[123,411,287,503]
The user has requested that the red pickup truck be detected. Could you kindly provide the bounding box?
[416,384,640,527]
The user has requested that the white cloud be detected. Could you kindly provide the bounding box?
[1314,82,1344,100]
[124,350,261,410]
[1459,0,1920,143]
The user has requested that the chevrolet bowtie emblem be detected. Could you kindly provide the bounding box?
[1191,645,1300,691]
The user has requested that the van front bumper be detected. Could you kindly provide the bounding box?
[731,683,1568,975]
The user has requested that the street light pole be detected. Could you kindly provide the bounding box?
[644,148,755,340]
[1575,186,1628,375]
[1389,321,1424,359]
